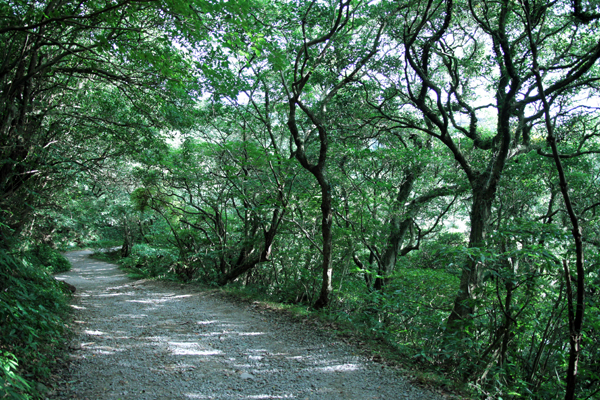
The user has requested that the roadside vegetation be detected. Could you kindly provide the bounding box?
[0,245,72,399]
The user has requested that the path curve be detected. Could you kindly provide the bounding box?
[52,250,449,399]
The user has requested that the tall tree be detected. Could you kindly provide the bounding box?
[378,0,600,329]
[0,0,197,243]
[522,2,599,396]
[282,0,389,308]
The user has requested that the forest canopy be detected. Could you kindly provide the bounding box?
[1,0,600,399]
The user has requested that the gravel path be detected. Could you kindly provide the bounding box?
[52,250,452,400]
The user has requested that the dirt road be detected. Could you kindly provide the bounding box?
[52,250,448,400]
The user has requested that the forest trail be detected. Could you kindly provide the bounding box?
[51,250,450,400]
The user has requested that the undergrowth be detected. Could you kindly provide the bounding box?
[24,244,71,274]
[0,248,72,399]
[97,244,193,282]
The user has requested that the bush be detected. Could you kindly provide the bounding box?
[24,244,71,274]
[0,250,71,398]
[1,351,31,400]
[120,244,178,279]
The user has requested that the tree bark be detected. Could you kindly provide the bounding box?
[313,177,333,309]
[447,181,494,327]
[374,218,413,291]
[121,222,131,258]
[218,209,283,286]
[373,172,416,290]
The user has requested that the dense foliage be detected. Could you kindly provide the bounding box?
[0,249,72,399]
[2,0,600,398]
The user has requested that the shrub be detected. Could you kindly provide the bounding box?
[24,244,71,274]
[0,351,31,400]
[0,250,71,398]
[120,244,178,278]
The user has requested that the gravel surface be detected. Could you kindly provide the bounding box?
[52,250,453,400]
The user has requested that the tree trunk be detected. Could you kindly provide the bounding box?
[313,177,333,309]
[373,217,412,291]
[373,172,416,290]
[525,25,587,398]
[447,184,494,327]
[121,219,131,258]
[217,209,282,286]
[286,100,334,310]
[500,284,513,366]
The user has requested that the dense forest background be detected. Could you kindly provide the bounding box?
[1,0,600,398]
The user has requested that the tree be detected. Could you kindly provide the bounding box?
[377,0,600,331]
[8,1,598,397]
[0,0,197,243]
[281,0,390,308]
[523,4,596,396]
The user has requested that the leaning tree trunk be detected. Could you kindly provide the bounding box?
[217,209,283,286]
[121,217,132,258]
[373,218,412,291]
[373,172,416,291]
